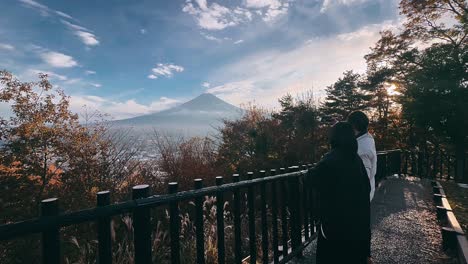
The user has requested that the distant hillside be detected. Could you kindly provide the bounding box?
[111,93,243,136]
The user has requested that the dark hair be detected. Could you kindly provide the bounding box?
[347,111,369,134]
[329,122,358,154]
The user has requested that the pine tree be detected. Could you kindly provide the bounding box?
[321,70,371,121]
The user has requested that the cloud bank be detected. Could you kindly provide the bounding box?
[206,21,398,108]
[70,95,182,120]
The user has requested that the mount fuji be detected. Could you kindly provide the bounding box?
[112,93,243,136]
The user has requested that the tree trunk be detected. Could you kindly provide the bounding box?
[455,142,466,183]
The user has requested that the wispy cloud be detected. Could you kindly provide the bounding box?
[26,69,68,81]
[18,69,97,91]
[0,43,15,51]
[201,32,222,42]
[40,51,78,68]
[60,20,87,31]
[244,0,279,8]
[55,10,73,20]
[75,31,99,46]
[18,0,74,20]
[244,0,290,22]
[85,70,96,75]
[148,63,184,79]
[61,20,99,47]
[320,0,369,13]
[201,32,243,44]
[63,78,82,85]
[202,82,210,88]
[182,0,291,30]
[182,0,253,30]
[18,0,99,47]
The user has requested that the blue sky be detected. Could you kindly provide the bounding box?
[0,0,400,119]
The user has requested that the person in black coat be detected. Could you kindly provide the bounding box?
[313,122,371,264]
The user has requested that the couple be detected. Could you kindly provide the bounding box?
[313,111,377,264]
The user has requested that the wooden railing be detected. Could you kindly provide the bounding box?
[400,148,467,181]
[0,151,403,264]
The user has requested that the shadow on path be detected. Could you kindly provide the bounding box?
[289,176,457,264]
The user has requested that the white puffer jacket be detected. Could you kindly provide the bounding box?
[357,133,377,201]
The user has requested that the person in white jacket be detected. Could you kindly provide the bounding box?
[348,111,377,201]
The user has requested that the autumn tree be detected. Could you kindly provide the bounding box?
[216,105,280,174]
[152,132,221,190]
[0,71,146,263]
[0,71,83,217]
[217,94,324,174]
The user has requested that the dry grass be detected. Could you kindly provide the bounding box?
[62,195,242,264]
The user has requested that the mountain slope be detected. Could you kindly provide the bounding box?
[112,93,242,135]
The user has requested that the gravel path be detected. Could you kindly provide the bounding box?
[289,176,457,264]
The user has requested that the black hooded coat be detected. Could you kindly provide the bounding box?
[312,122,371,263]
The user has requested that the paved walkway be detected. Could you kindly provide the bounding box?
[290,176,457,264]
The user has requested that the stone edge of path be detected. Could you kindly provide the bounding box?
[433,180,468,264]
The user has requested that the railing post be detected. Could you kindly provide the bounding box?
[194,179,205,264]
[132,185,151,264]
[287,166,295,253]
[404,150,409,175]
[97,191,112,264]
[246,172,256,264]
[41,198,60,264]
[270,169,280,264]
[259,170,269,264]
[439,150,444,179]
[288,166,302,257]
[307,164,316,234]
[279,168,289,258]
[383,154,388,178]
[447,155,451,180]
[232,174,242,264]
[294,166,303,255]
[169,182,180,264]
[301,165,309,240]
[216,176,225,264]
